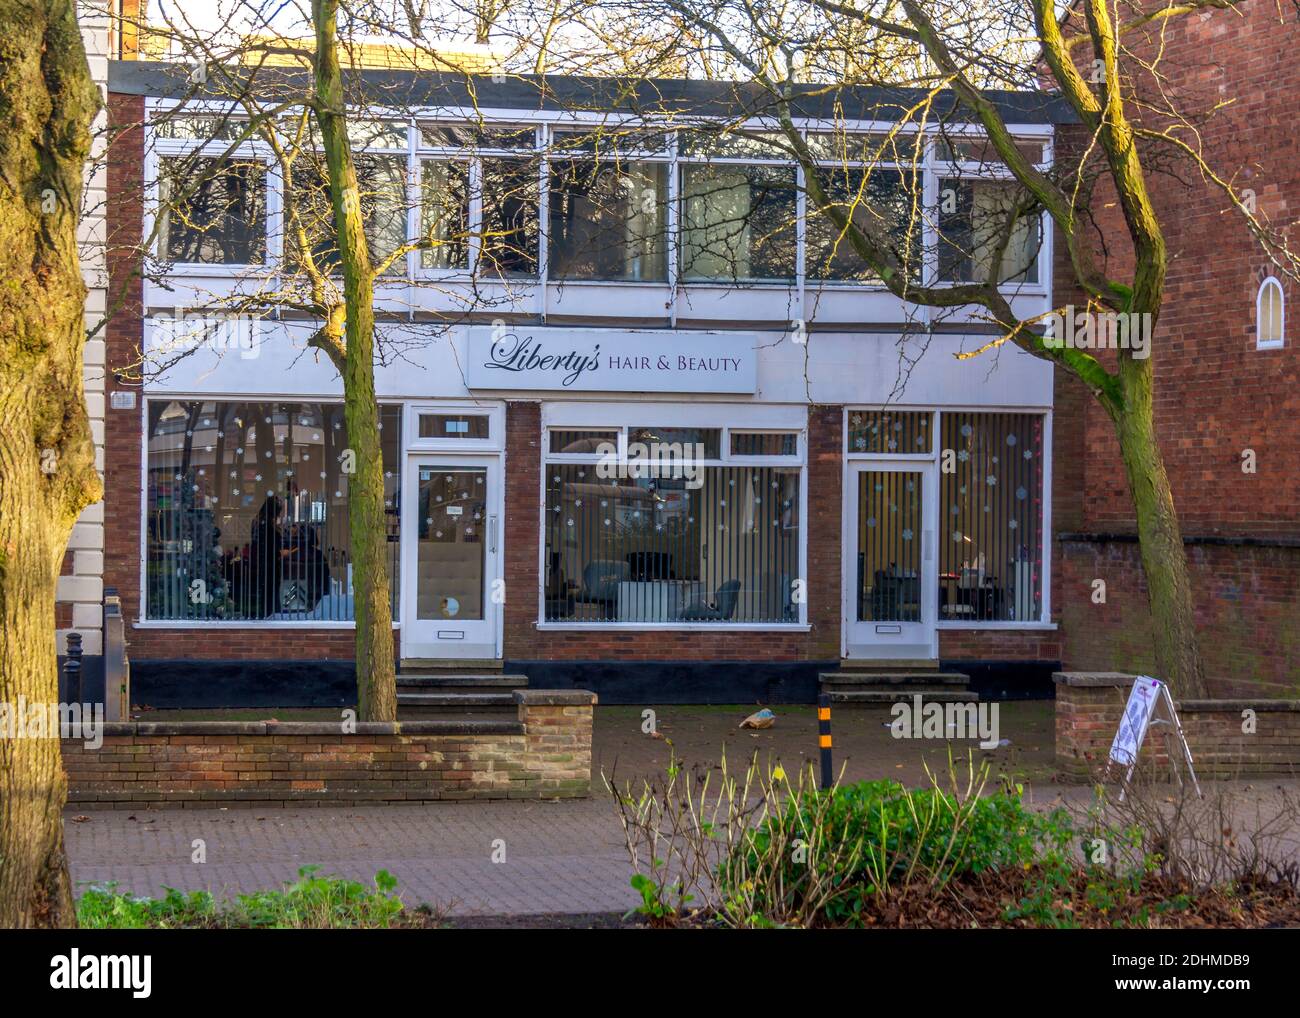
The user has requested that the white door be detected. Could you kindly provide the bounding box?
[844,461,938,660]
[401,455,502,660]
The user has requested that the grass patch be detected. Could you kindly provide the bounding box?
[76,867,441,929]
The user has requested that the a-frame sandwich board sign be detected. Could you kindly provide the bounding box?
[1104,676,1202,800]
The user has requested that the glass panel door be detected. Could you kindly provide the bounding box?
[845,462,936,659]
[416,467,487,623]
[402,456,501,660]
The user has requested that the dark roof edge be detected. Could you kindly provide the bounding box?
[108,59,1077,125]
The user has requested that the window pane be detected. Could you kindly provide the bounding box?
[629,426,720,459]
[857,470,923,622]
[543,464,801,623]
[678,130,789,160]
[934,136,1044,166]
[154,116,250,142]
[731,432,797,456]
[680,163,796,283]
[286,153,408,275]
[416,466,486,621]
[420,124,536,150]
[145,401,401,621]
[807,168,918,283]
[938,178,1040,284]
[938,412,1044,623]
[420,160,469,269]
[549,429,618,454]
[552,127,669,155]
[806,131,918,164]
[549,159,667,281]
[480,157,539,276]
[418,413,489,439]
[848,410,932,454]
[159,157,266,265]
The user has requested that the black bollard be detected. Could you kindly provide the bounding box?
[63,632,83,706]
[818,691,832,790]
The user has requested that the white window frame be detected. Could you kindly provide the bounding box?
[1256,275,1285,350]
[538,401,809,630]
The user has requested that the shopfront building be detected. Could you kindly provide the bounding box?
[101,62,1068,703]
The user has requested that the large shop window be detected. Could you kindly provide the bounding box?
[145,401,402,622]
[543,426,802,624]
[937,412,1044,622]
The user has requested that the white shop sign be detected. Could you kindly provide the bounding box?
[465,326,758,393]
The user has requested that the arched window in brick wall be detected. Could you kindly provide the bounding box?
[1257,276,1285,349]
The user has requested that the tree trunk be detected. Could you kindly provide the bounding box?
[1113,357,1208,699]
[0,0,102,927]
[312,0,397,721]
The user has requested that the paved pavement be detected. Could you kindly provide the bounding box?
[65,798,640,917]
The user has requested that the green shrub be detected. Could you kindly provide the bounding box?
[720,776,1076,926]
[77,867,409,929]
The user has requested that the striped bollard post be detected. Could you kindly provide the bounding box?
[818,692,832,790]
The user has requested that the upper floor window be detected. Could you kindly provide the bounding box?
[149,111,1047,291]
[679,130,797,284]
[1257,276,1285,349]
[158,156,267,265]
[937,178,1040,285]
[549,156,668,282]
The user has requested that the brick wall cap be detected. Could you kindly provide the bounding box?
[78,720,528,737]
[513,689,598,706]
[1052,671,1140,687]
[1178,699,1300,713]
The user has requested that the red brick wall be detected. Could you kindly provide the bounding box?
[1055,674,1300,779]
[64,692,594,805]
[1061,539,1300,698]
[1050,4,1300,686]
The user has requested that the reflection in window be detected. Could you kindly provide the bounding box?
[543,464,801,624]
[420,160,470,269]
[938,412,1043,623]
[287,153,409,275]
[680,164,796,283]
[480,157,540,276]
[549,158,667,281]
[158,157,267,265]
[807,168,918,283]
[938,178,1040,284]
[145,401,401,621]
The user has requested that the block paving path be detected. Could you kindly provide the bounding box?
[66,798,639,917]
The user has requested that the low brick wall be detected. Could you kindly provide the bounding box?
[1055,672,1300,780]
[62,690,595,807]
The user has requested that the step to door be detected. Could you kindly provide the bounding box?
[841,658,941,672]
[399,658,505,674]
[819,671,969,687]
[827,690,980,705]
[395,673,528,690]
[396,691,518,719]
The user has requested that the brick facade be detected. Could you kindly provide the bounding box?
[1051,4,1300,687]
[1054,673,1300,780]
[63,690,595,805]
